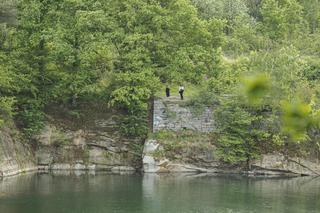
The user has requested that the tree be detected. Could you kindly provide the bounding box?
[214,94,270,170]
[245,0,263,20]
[261,0,305,40]
[0,23,18,126]
[9,0,225,138]
[298,0,320,33]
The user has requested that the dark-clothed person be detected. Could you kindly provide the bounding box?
[166,86,170,97]
[179,85,184,100]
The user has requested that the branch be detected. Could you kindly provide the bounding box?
[288,158,320,176]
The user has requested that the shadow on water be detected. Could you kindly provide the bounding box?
[0,172,320,213]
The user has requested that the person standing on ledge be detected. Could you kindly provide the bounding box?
[179,85,185,100]
[166,85,170,97]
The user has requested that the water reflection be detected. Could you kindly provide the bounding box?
[0,172,319,213]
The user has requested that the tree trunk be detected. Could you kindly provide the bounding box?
[284,141,289,162]
[246,155,252,171]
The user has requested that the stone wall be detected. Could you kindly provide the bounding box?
[153,97,214,133]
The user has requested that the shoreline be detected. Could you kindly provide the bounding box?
[0,166,307,179]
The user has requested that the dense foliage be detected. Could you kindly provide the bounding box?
[192,0,320,167]
[1,0,320,167]
[0,0,225,138]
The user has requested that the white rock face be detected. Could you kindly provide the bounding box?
[51,164,72,170]
[111,166,136,173]
[143,140,159,154]
[87,164,96,170]
[253,154,320,176]
[0,128,37,177]
[142,139,217,173]
[74,163,86,170]
[143,139,161,173]
[143,156,160,173]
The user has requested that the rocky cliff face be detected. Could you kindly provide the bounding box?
[0,106,143,178]
[253,154,320,176]
[142,139,320,176]
[0,126,37,177]
[144,98,320,176]
[1,100,320,178]
[143,138,218,173]
[36,107,142,173]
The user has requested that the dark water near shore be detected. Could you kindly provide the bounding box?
[0,172,319,213]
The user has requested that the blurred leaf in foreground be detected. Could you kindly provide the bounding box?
[242,74,270,105]
[282,100,314,142]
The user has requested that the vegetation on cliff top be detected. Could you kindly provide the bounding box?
[1,0,320,167]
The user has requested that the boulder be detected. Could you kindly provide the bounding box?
[51,164,72,170]
[111,166,136,172]
[74,163,86,170]
[143,156,160,173]
[37,152,53,165]
[143,139,159,154]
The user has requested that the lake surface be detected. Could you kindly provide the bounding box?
[0,172,319,213]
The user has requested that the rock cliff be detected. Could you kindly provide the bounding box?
[1,99,320,178]
[0,126,37,177]
[36,106,142,173]
[144,97,320,176]
[0,105,142,178]
[142,138,320,176]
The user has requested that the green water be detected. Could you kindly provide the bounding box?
[0,173,319,213]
